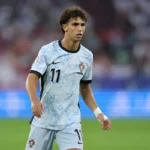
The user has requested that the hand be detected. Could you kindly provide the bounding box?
[97,113,111,131]
[31,99,44,118]
[102,119,111,130]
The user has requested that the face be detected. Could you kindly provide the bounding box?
[63,17,86,42]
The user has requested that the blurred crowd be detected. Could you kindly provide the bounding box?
[0,0,150,90]
[93,0,150,89]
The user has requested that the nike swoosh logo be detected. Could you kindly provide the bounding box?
[52,62,60,64]
[76,72,83,75]
[78,141,83,144]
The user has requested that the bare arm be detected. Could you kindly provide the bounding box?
[80,83,111,130]
[26,73,44,117]
[26,73,39,102]
[80,83,98,111]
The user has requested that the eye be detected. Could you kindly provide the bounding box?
[73,23,79,26]
[81,23,85,26]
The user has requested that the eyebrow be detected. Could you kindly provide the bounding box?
[72,22,85,26]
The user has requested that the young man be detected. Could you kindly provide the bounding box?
[25,6,111,150]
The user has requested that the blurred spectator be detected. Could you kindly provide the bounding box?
[0,0,150,90]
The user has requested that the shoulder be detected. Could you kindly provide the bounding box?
[80,45,93,61]
[40,40,57,51]
[80,45,93,56]
[39,40,58,54]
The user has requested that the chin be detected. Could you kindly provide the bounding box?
[74,39,82,42]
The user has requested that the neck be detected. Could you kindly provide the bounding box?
[61,37,80,51]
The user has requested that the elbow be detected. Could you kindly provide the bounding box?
[80,84,90,92]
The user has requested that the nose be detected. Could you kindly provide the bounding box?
[78,25,83,32]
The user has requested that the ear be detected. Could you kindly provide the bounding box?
[62,24,68,32]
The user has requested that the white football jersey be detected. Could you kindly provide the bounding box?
[29,40,93,130]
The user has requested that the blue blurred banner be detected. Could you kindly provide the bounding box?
[0,90,150,118]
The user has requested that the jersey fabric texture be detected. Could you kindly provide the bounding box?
[30,40,93,130]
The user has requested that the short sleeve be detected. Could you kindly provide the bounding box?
[80,55,93,84]
[30,46,47,78]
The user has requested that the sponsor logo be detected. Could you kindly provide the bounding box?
[52,61,60,64]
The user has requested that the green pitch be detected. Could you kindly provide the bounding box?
[0,119,150,150]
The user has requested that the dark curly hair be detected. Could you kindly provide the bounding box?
[59,6,88,33]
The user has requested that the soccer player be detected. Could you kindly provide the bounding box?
[25,5,111,150]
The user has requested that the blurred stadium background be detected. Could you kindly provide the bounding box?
[0,0,150,149]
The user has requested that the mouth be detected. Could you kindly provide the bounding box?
[76,33,82,38]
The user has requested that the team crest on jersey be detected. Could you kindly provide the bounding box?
[79,62,85,73]
[29,139,35,148]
